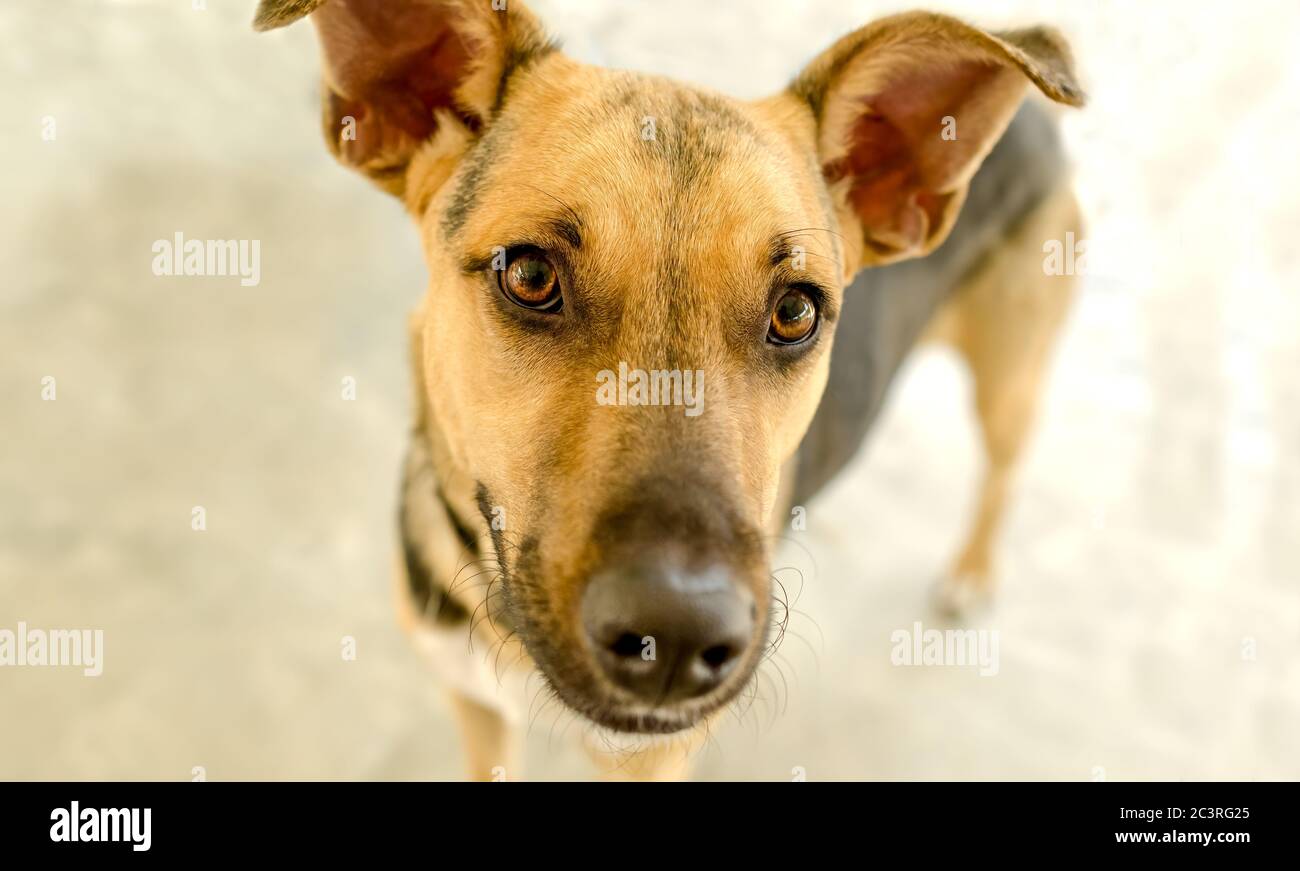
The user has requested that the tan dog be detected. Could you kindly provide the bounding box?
[255,0,1084,780]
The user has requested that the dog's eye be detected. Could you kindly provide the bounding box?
[768,287,818,345]
[498,250,562,312]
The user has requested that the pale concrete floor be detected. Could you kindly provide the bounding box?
[1,0,1296,780]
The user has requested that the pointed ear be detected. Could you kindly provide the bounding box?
[791,11,1085,272]
[254,0,556,197]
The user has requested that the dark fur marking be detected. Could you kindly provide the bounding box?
[441,128,501,239]
[641,91,754,187]
[620,87,765,368]
[491,33,560,118]
[770,237,801,268]
[401,527,470,626]
[474,481,504,569]
[397,433,477,627]
[438,17,560,234]
[398,497,471,627]
[471,480,522,636]
[546,216,582,250]
[445,498,479,554]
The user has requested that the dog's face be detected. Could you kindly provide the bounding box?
[417,67,840,731]
[257,0,1081,732]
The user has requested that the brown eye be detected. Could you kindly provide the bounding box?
[768,287,818,345]
[498,250,562,312]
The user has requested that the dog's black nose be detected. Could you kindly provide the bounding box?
[581,562,756,704]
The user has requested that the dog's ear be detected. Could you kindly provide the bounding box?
[253,0,555,197]
[791,11,1084,273]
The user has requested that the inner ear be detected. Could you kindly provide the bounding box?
[792,11,1085,270]
[830,60,1017,257]
[859,59,1010,185]
[318,13,479,189]
[254,0,556,197]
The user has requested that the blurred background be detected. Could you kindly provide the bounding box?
[1,0,1296,780]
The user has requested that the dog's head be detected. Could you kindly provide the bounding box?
[257,0,1082,733]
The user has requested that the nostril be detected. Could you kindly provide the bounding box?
[700,644,733,670]
[609,632,645,659]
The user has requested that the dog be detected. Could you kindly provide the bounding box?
[254,0,1084,780]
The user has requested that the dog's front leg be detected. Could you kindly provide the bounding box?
[397,554,525,781]
[447,690,520,782]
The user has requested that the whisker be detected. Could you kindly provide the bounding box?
[520,182,584,230]
[777,226,844,241]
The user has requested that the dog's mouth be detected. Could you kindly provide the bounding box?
[539,644,767,735]
[571,699,722,735]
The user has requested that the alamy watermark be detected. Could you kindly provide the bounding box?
[151,232,260,287]
[595,361,704,417]
[890,621,999,677]
[0,621,104,676]
[50,802,150,852]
